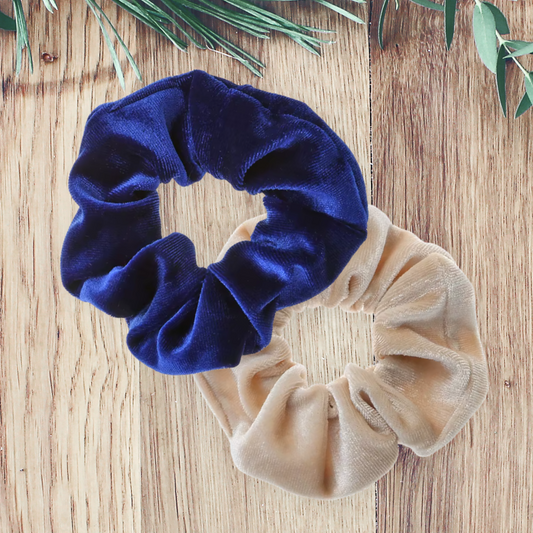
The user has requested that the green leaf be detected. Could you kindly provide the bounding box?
[12,0,33,74]
[167,0,268,39]
[312,0,364,25]
[167,1,266,73]
[409,0,444,12]
[473,2,497,73]
[291,36,321,56]
[85,0,126,88]
[0,9,16,31]
[378,0,390,50]
[91,0,142,81]
[505,40,533,52]
[444,0,457,50]
[41,0,58,13]
[496,44,506,117]
[505,42,533,58]
[525,73,533,104]
[111,0,346,77]
[482,2,509,35]
[114,0,187,50]
[515,92,532,118]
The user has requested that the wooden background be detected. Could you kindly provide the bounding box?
[0,0,531,531]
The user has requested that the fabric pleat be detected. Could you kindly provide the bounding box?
[60,70,368,374]
[195,206,489,499]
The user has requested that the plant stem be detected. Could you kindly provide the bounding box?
[497,30,529,76]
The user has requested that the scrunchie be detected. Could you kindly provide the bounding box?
[60,70,368,374]
[195,206,489,499]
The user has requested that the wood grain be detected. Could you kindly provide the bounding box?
[2,0,531,531]
[0,2,374,532]
[138,4,375,532]
[371,0,533,532]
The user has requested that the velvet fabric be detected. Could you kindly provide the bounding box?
[61,70,368,374]
[195,207,489,498]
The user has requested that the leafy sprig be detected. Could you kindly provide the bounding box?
[1,1,531,117]
[379,0,533,118]
[472,0,533,118]
[0,0,365,84]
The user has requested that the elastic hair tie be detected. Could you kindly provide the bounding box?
[195,206,489,499]
[60,71,368,374]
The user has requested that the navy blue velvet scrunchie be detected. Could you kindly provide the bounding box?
[61,70,368,374]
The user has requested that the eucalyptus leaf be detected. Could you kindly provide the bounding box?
[444,0,457,50]
[496,44,507,117]
[409,0,444,12]
[515,92,532,118]
[505,42,533,58]
[0,9,16,31]
[378,0,390,50]
[473,2,497,73]
[483,2,509,35]
[524,73,533,103]
[505,40,533,52]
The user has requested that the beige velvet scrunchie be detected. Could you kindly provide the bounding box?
[195,206,489,499]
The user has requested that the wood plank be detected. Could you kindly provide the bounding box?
[0,2,375,532]
[137,4,376,532]
[371,1,533,531]
[0,3,143,533]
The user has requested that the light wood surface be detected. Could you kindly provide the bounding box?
[371,1,533,532]
[0,0,530,531]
